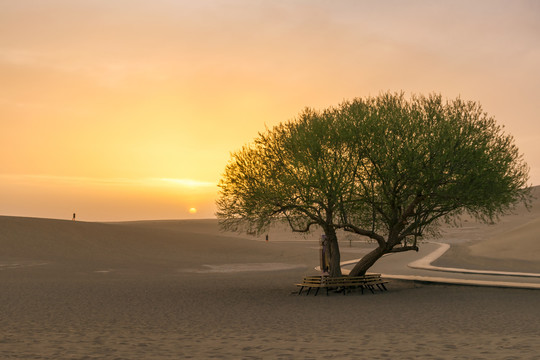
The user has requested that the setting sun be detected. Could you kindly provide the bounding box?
[189,208,197,214]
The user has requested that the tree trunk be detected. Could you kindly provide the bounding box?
[348,246,386,276]
[325,228,342,277]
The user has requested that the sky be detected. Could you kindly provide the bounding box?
[1,0,539,221]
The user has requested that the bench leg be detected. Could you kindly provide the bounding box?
[306,287,312,296]
[314,287,320,296]
[298,286,304,295]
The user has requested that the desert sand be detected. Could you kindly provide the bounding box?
[432,186,540,273]
[1,189,539,359]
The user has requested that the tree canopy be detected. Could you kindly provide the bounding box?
[217,93,531,276]
[217,107,358,276]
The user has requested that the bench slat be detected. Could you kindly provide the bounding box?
[296,274,388,296]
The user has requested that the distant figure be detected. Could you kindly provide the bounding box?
[72,213,76,221]
[265,234,269,242]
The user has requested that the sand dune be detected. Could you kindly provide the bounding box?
[0,216,317,277]
[2,183,538,274]
[433,185,540,272]
[469,216,540,261]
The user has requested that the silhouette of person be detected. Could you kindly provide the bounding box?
[72,213,76,221]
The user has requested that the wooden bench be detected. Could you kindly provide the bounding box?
[296,274,388,296]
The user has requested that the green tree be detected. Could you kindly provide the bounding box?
[217,93,531,277]
[340,93,531,275]
[217,107,358,276]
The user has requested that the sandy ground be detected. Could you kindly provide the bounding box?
[1,188,539,359]
[432,186,540,273]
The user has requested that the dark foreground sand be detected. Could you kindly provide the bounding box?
[1,215,539,359]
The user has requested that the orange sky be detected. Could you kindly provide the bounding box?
[1,1,539,221]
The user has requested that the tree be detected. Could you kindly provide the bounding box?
[339,93,531,275]
[216,107,359,276]
[217,92,531,277]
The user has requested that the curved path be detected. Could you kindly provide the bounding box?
[340,242,540,290]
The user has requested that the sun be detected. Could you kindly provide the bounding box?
[188,207,197,214]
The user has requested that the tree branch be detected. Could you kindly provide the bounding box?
[287,217,319,233]
[399,193,425,225]
[340,223,386,247]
